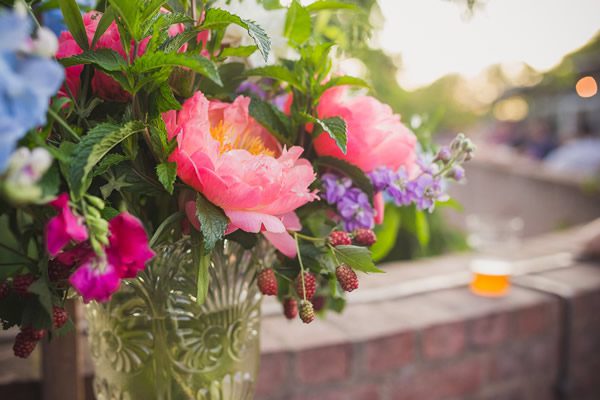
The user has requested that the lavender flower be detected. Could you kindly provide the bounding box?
[237,81,267,100]
[337,188,375,231]
[321,173,352,204]
[386,168,413,206]
[447,165,465,181]
[408,174,448,212]
[368,167,395,192]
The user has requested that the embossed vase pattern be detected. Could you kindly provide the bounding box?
[86,239,271,400]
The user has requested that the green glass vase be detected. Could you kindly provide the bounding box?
[86,238,272,400]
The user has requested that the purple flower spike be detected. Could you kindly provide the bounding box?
[408,174,448,212]
[322,173,352,204]
[387,168,413,206]
[337,188,375,231]
[368,167,395,192]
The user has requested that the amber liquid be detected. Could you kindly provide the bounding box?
[470,273,510,297]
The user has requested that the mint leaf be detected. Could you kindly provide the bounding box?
[156,162,177,194]
[333,245,383,274]
[285,0,311,45]
[303,115,347,154]
[195,194,228,252]
[249,96,294,146]
[59,0,88,50]
[131,52,222,86]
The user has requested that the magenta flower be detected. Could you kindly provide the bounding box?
[45,193,88,256]
[106,213,155,279]
[69,259,121,303]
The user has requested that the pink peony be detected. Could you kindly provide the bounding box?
[313,86,418,173]
[164,92,318,257]
[68,212,154,303]
[105,213,155,279]
[45,193,89,256]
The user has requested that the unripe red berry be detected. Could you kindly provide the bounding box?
[328,231,352,247]
[257,268,278,296]
[295,272,316,300]
[13,332,37,358]
[283,297,298,320]
[336,264,359,292]
[48,260,72,283]
[353,228,377,246]
[13,274,36,296]
[21,325,46,341]
[311,295,326,312]
[53,306,69,329]
[299,300,315,324]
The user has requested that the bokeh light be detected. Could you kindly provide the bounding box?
[576,76,598,98]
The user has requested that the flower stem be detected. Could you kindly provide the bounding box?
[0,243,37,264]
[294,232,324,243]
[294,232,307,301]
[48,108,80,142]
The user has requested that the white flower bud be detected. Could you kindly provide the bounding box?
[32,27,59,58]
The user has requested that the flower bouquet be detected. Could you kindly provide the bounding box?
[0,0,474,398]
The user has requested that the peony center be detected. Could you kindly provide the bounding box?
[210,121,274,156]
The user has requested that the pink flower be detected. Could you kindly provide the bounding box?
[69,260,121,303]
[45,193,88,256]
[57,11,148,102]
[313,86,418,173]
[105,213,155,279]
[68,212,154,303]
[164,92,318,257]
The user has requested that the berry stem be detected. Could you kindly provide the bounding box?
[293,232,324,243]
[294,232,308,301]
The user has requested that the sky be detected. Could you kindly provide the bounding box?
[377,0,600,90]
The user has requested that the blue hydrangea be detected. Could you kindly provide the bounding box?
[0,9,64,171]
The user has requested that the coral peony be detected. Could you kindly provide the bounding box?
[45,193,89,256]
[164,92,317,257]
[313,86,417,173]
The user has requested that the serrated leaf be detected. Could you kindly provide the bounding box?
[316,156,374,201]
[333,245,383,273]
[285,0,311,45]
[69,121,145,199]
[91,7,116,48]
[220,45,258,58]
[156,162,177,194]
[302,114,347,154]
[60,48,128,72]
[151,84,182,114]
[92,153,129,176]
[59,0,89,50]
[245,65,302,89]
[108,0,139,39]
[27,278,53,317]
[249,96,294,145]
[38,163,60,198]
[201,8,271,61]
[130,52,222,86]
[195,194,228,251]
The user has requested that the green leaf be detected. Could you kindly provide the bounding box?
[249,96,294,146]
[156,162,177,194]
[151,84,182,114]
[414,210,430,248]
[201,8,271,62]
[59,48,128,72]
[91,7,116,48]
[333,245,383,273]
[285,0,311,45]
[245,65,302,89]
[371,205,401,262]
[305,0,360,12]
[320,75,370,94]
[69,121,145,199]
[302,114,347,154]
[92,153,129,176]
[219,45,258,58]
[108,0,139,39]
[27,278,53,317]
[195,194,228,252]
[131,52,222,86]
[59,0,89,50]
[316,156,374,200]
[38,163,60,198]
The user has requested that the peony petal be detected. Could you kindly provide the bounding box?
[263,231,297,258]
[225,210,285,233]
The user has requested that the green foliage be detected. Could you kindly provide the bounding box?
[249,97,294,145]
[285,0,312,45]
[245,65,302,89]
[130,52,222,86]
[91,8,116,48]
[371,204,401,262]
[305,1,359,12]
[195,194,228,252]
[332,245,383,273]
[60,49,129,72]
[156,162,177,194]
[201,8,271,61]
[302,114,347,154]
[69,121,145,199]
[59,0,89,50]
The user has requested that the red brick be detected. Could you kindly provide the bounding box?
[390,354,489,400]
[256,352,289,397]
[469,312,511,348]
[364,332,415,374]
[421,321,466,360]
[490,339,558,383]
[296,344,351,384]
[515,303,556,339]
[291,384,379,400]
